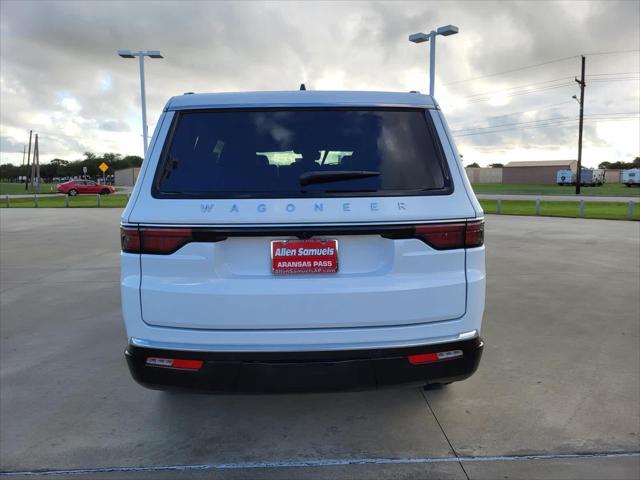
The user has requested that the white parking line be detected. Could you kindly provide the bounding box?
[1,451,638,476]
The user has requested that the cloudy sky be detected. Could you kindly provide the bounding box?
[1,0,638,167]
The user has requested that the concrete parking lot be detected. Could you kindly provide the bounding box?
[1,210,638,479]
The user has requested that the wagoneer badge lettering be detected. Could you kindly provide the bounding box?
[200,202,411,214]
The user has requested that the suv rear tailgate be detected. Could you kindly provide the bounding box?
[140,230,467,330]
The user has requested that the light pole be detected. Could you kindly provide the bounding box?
[409,25,459,97]
[117,49,163,155]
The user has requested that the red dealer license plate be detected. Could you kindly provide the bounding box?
[271,239,339,274]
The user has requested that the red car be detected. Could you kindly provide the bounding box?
[57,180,115,196]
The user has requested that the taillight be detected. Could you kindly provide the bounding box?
[120,227,193,254]
[465,220,484,248]
[414,220,484,250]
[415,223,466,249]
[121,227,140,253]
[140,228,193,254]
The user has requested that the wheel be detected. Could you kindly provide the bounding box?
[68,189,78,196]
[101,188,110,195]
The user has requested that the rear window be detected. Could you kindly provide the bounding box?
[153,108,452,198]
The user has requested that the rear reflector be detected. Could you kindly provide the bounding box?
[146,357,203,371]
[408,350,463,365]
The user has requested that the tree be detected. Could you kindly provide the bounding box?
[489,163,503,168]
[599,157,640,169]
[467,162,480,168]
[0,151,144,181]
[48,158,69,177]
[102,153,122,164]
[121,156,143,168]
[50,158,69,167]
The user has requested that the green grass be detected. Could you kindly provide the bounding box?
[472,183,639,197]
[3,193,637,221]
[479,199,640,221]
[0,182,60,195]
[0,194,129,208]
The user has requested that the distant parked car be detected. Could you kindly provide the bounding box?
[57,180,115,196]
[622,168,640,187]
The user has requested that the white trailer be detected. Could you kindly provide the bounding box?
[556,170,575,185]
[622,168,640,187]
[581,168,605,186]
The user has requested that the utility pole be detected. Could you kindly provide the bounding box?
[25,130,32,190]
[34,134,40,193]
[21,145,26,166]
[30,134,37,191]
[575,55,586,195]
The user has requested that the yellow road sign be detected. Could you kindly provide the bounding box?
[98,162,109,173]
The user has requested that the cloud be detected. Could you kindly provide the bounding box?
[0,135,25,154]
[97,119,130,132]
[0,0,638,166]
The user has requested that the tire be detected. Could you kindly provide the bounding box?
[101,188,110,195]
[68,189,78,196]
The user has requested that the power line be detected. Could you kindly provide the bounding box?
[444,50,640,87]
[588,77,640,83]
[458,77,573,99]
[462,83,575,104]
[443,55,578,86]
[452,115,574,133]
[458,75,638,101]
[452,113,639,135]
[453,115,638,137]
[454,120,579,137]
[442,77,638,107]
[450,101,576,123]
[586,71,640,77]
[584,111,640,116]
[583,49,640,56]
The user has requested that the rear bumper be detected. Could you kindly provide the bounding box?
[125,336,483,393]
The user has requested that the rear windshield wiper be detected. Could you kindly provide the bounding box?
[299,170,381,186]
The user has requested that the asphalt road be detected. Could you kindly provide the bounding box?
[1,210,638,479]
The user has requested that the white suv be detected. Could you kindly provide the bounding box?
[120,90,485,393]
